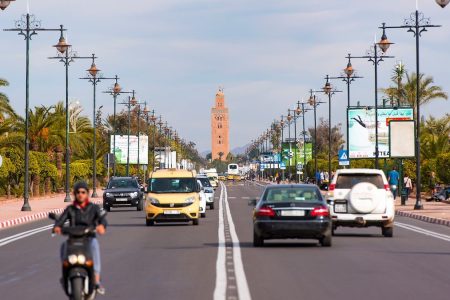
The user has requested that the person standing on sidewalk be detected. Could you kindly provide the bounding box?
[388,166,400,199]
[403,174,413,198]
[429,171,437,195]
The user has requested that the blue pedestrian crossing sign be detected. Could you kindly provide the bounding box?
[338,150,350,166]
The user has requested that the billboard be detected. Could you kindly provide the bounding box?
[110,135,149,165]
[389,120,415,158]
[348,108,413,159]
[281,142,312,166]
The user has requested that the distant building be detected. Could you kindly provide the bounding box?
[211,88,230,161]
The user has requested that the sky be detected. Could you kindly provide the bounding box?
[0,0,449,153]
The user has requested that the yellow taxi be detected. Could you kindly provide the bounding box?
[145,169,201,226]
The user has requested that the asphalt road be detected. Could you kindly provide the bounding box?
[1,181,450,300]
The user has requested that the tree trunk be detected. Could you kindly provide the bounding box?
[32,174,40,198]
[44,177,51,195]
[7,183,11,199]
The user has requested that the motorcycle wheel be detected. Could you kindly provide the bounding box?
[70,277,84,300]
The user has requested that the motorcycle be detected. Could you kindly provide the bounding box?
[49,213,97,300]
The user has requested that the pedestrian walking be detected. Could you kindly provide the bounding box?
[388,166,400,199]
[403,174,413,198]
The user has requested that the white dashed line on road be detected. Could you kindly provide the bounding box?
[0,225,53,248]
[214,182,251,300]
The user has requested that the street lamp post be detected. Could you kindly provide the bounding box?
[102,75,122,176]
[380,11,442,210]
[280,116,285,181]
[287,110,293,181]
[308,90,325,183]
[296,100,310,181]
[49,26,93,202]
[318,76,342,186]
[329,54,363,155]
[157,116,164,169]
[119,91,138,176]
[349,36,393,169]
[4,14,63,210]
[80,54,117,197]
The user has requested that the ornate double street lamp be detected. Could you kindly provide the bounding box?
[80,54,117,197]
[295,100,310,180]
[329,54,363,154]
[4,15,64,210]
[49,26,94,202]
[315,76,342,187]
[308,90,326,182]
[103,75,122,176]
[380,4,443,210]
[348,34,394,169]
[286,110,294,179]
[144,108,157,171]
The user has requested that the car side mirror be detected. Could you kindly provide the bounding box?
[248,198,258,206]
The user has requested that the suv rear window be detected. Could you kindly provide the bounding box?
[335,174,384,189]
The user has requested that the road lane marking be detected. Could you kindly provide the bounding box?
[214,185,227,300]
[0,224,53,247]
[223,182,251,300]
[395,222,450,242]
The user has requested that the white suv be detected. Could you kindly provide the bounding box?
[327,169,394,237]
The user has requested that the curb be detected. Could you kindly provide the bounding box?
[395,210,450,228]
[0,200,103,230]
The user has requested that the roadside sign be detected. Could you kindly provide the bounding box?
[280,162,286,170]
[338,150,350,166]
[296,163,303,171]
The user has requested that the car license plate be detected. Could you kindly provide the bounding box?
[334,203,347,213]
[164,210,180,215]
[280,210,305,217]
[116,198,128,202]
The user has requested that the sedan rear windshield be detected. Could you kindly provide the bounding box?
[108,179,138,189]
[335,174,384,189]
[149,178,197,193]
[263,187,322,203]
[197,178,212,187]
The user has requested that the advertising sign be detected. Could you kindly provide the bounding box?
[110,135,149,165]
[282,142,312,166]
[348,108,413,159]
[389,120,415,158]
[260,152,281,164]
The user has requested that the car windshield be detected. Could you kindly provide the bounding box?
[229,165,237,170]
[263,187,322,203]
[108,179,138,189]
[198,177,212,187]
[149,178,197,193]
[335,174,384,189]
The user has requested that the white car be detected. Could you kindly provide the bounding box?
[327,169,395,237]
[197,175,215,209]
[197,180,207,218]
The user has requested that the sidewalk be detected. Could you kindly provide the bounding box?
[395,197,450,227]
[0,191,103,229]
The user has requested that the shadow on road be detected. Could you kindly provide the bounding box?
[204,241,320,248]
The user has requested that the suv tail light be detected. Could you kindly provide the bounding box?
[311,205,330,217]
[256,206,276,217]
[329,184,335,191]
[384,184,390,191]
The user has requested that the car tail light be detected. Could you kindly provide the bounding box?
[311,205,330,217]
[256,206,276,217]
[384,184,390,191]
[329,184,335,191]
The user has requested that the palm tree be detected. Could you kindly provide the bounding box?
[218,152,224,161]
[382,69,448,109]
[0,78,17,120]
[421,115,450,160]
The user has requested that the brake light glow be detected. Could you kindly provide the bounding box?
[384,184,390,191]
[329,184,335,191]
[311,206,330,217]
[256,206,276,217]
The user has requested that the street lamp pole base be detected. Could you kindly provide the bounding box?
[64,193,72,202]
[91,190,98,198]
[21,202,32,211]
[414,202,423,210]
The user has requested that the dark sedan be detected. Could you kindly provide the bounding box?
[250,184,332,247]
[103,177,145,211]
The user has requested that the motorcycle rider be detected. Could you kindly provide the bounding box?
[54,181,108,295]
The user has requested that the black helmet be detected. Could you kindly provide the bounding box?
[73,180,89,194]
